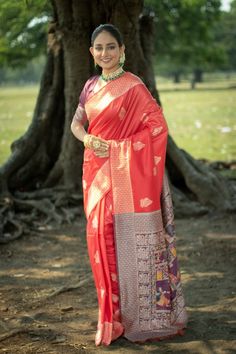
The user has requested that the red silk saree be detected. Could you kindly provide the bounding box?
[80,72,187,345]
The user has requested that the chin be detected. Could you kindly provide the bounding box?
[100,63,118,71]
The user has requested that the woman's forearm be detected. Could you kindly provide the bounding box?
[71,119,87,142]
[71,117,109,157]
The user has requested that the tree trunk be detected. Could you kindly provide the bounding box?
[194,68,203,83]
[139,7,161,104]
[173,71,181,83]
[44,0,93,190]
[0,25,65,194]
[0,0,234,243]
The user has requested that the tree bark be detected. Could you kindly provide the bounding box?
[45,0,93,190]
[139,7,161,104]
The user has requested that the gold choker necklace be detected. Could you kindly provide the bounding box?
[101,67,125,82]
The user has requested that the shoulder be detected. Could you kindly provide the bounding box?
[124,71,144,86]
[83,75,99,91]
[124,72,153,97]
[79,75,99,105]
[121,72,147,96]
[123,73,158,108]
[80,75,99,96]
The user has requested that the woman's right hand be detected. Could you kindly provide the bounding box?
[84,134,110,158]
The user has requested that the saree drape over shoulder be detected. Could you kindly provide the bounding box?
[80,72,187,345]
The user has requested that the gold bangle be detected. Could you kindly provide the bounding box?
[83,134,91,148]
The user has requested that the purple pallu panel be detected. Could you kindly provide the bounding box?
[113,177,188,342]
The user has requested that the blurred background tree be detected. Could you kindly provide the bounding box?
[0,0,49,66]
[0,0,50,83]
[146,0,233,84]
[214,0,236,71]
[0,0,235,84]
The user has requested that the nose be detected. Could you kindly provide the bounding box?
[101,47,108,56]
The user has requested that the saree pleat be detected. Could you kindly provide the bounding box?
[82,72,187,345]
[86,191,124,346]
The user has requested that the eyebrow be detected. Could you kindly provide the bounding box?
[94,42,116,46]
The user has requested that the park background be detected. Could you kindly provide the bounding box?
[0,0,235,353]
[0,0,236,166]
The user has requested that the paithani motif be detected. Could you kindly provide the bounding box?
[152,126,164,136]
[140,197,153,208]
[154,155,162,165]
[133,141,146,151]
[81,72,187,346]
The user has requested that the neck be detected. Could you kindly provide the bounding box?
[100,66,125,82]
[102,65,120,76]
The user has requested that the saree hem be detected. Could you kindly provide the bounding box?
[133,327,186,344]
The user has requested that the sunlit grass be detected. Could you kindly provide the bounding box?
[0,85,39,164]
[159,85,236,162]
[0,80,235,165]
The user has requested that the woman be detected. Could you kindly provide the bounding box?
[71,24,187,346]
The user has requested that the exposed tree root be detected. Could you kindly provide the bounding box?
[171,185,209,218]
[0,328,30,342]
[0,326,63,343]
[167,136,234,212]
[40,276,93,300]
[0,189,83,244]
[0,320,9,331]
[0,277,93,342]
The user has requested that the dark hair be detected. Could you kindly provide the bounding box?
[91,24,124,47]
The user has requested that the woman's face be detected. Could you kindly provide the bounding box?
[90,31,124,73]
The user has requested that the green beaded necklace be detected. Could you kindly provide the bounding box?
[100,67,125,82]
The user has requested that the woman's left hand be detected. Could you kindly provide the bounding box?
[94,149,109,158]
[91,135,110,157]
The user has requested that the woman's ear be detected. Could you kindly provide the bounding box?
[89,47,94,56]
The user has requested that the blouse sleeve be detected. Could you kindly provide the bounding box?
[72,85,88,125]
[72,76,98,125]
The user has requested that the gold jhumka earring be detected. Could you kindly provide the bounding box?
[119,53,125,67]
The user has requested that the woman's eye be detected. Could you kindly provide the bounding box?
[94,45,116,51]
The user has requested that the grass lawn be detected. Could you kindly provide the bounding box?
[0,80,235,165]
[160,87,236,162]
[0,85,39,164]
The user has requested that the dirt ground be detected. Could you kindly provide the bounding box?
[0,208,235,354]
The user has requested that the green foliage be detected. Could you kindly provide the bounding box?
[0,0,52,67]
[214,0,236,70]
[145,0,227,74]
[0,0,234,78]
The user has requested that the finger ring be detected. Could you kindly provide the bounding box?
[93,140,101,149]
